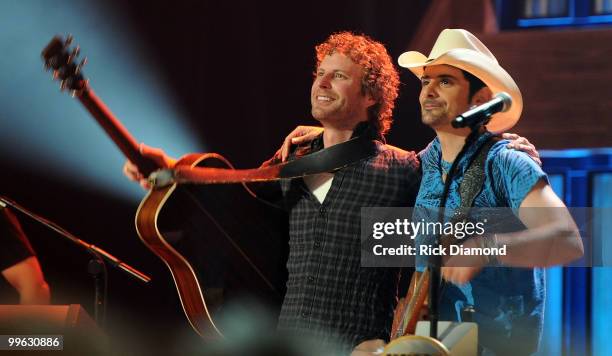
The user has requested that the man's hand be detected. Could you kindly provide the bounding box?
[502,133,541,166]
[277,125,324,162]
[122,143,176,190]
[440,237,488,285]
[351,339,385,355]
[441,266,483,286]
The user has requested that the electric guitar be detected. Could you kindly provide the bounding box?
[42,35,289,339]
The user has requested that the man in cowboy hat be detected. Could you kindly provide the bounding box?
[397,29,583,355]
[124,30,542,355]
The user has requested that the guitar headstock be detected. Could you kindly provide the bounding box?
[42,35,88,96]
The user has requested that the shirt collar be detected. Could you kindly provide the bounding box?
[421,131,494,176]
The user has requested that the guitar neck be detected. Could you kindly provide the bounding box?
[78,87,160,176]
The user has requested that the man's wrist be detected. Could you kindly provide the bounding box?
[478,234,499,265]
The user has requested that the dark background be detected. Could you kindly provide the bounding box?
[2,0,610,354]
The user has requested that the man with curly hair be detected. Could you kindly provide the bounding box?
[265,32,421,355]
[311,31,399,137]
[125,31,420,354]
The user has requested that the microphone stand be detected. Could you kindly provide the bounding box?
[0,196,151,326]
[428,253,441,340]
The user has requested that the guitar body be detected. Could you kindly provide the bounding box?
[42,36,288,339]
[135,153,288,339]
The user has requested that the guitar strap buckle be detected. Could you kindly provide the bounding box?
[148,169,176,189]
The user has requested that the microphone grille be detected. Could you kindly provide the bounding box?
[496,92,512,112]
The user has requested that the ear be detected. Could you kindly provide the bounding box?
[470,87,493,107]
[364,92,377,109]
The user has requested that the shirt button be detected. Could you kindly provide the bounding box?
[307,276,315,283]
[319,206,326,217]
[314,241,321,248]
[301,311,310,318]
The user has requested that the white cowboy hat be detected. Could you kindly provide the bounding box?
[398,28,522,133]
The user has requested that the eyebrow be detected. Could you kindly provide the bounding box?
[420,74,459,81]
[316,68,350,77]
[318,68,347,73]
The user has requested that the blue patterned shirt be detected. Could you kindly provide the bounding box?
[415,132,547,355]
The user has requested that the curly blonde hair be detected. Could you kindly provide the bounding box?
[315,32,399,136]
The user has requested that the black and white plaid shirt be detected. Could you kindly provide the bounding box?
[269,125,421,352]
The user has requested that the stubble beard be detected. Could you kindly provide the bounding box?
[311,105,329,121]
[314,107,365,131]
[311,101,344,124]
[421,109,449,129]
[312,96,368,130]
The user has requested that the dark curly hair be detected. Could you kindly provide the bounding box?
[315,32,400,136]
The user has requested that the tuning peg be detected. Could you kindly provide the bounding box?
[45,55,58,71]
[70,46,80,60]
[75,57,88,74]
[67,45,80,68]
[52,68,64,80]
[65,34,74,47]
[70,79,87,97]
[56,66,66,80]
[71,88,82,98]
[60,77,76,91]
[64,77,76,90]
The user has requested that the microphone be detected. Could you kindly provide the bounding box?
[452,92,512,129]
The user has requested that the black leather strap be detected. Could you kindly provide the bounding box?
[279,134,378,177]
[153,135,379,186]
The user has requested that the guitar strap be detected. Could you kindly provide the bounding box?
[439,135,498,250]
[455,136,499,218]
[150,134,380,187]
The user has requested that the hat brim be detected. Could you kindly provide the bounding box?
[398,48,522,133]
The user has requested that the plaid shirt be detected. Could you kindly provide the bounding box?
[269,125,421,352]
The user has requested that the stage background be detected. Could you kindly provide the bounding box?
[0,0,610,354]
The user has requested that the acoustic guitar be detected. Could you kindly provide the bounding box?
[385,269,451,355]
[42,35,289,339]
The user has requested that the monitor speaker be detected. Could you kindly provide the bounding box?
[415,321,478,356]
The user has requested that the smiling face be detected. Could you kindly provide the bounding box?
[419,64,473,130]
[311,52,375,130]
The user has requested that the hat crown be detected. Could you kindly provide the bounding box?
[397,28,522,133]
[428,29,498,64]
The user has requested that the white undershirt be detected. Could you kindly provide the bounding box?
[304,173,334,203]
